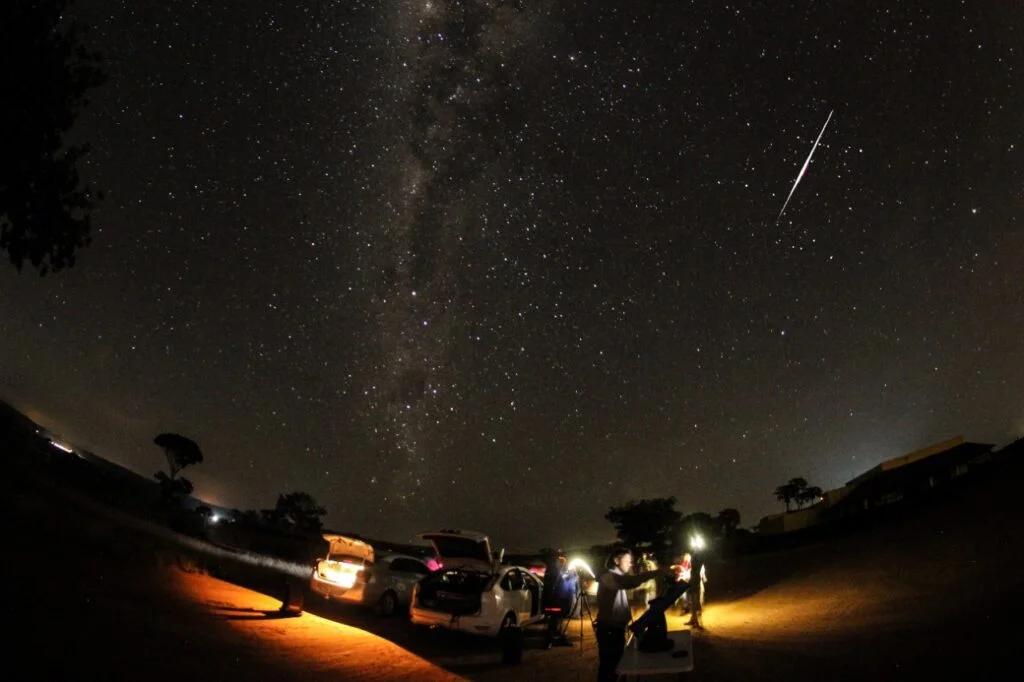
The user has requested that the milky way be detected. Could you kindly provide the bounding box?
[363,1,547,503]
[1,1,1022,548]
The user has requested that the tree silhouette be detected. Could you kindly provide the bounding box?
[795,485,824,510]
[0,0,106,275]
[262,492,327,534]
[774,477,807,512]
[605,497,681,557]
[232,508,263,529]
[715,508,742,536]
[774,477,825,511]
[678,511,715,541]
[153,433,203,499]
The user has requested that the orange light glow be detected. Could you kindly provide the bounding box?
[170,570,464,680]
[317,559,363,588]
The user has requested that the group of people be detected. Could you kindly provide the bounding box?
[536,544,709,680]
[627,551,707,624]
[594,547,708,682]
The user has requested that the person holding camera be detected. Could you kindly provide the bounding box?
[595,548,675,682]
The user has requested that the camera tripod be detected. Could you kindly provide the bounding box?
[564,576,596,650]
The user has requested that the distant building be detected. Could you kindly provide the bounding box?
[756,506,820,535]
[757,436,996,535]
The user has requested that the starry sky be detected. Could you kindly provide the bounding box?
[2,0,1023,550]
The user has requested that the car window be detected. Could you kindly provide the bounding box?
[505,569,524,591]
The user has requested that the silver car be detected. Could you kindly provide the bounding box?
[310,533,432,616]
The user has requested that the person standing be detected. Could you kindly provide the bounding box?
[542,549,573,647]
[595,548,672,682]
[637,553,660,609]
[686,552,707,629]
[671,552,693,614]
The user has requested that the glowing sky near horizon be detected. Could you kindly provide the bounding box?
[1,0,1022,548]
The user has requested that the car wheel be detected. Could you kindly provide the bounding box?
[377,590,398,617]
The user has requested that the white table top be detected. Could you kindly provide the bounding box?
[616,629,694,675]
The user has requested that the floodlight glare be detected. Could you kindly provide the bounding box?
[567,557,595,578]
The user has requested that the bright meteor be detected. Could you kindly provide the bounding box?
[776,109,834,223]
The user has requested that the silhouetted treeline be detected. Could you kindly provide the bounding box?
[1,0,106,275]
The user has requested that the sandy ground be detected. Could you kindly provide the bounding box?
[4,456,463,682]
[174,571,466,681]
[684,461,1024,682]
[6,444,1024,681]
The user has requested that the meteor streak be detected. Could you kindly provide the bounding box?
[776,109,834,223]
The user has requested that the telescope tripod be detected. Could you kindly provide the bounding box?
[567,581,596,650]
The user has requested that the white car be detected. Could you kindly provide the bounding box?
[310,533,432,616]
[409,529,544,636]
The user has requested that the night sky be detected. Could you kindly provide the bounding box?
[2,1,1022,549]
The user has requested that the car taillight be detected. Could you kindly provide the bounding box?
[316,560,366,588]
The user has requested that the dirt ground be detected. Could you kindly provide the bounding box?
[5,446,1024,681]
[5,463,465,681]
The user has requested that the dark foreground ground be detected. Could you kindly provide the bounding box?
[5,439,1024,681]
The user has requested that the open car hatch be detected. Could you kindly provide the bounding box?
[418,530,494,572]
[322,534,374,563]
[314,534,374,590]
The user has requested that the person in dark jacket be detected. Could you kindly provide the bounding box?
[595,548,673,682]
[686,550,707,629]
[542,549,574,647]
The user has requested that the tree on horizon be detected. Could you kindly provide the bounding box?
[153,432,203,499]
[0,0,106,275]
[775,477,824,512]
[604,497,681,559]
[676,511,715,545]
[774,477,807,512]
[795,484,824,510]
[261,491,327,534]
[715,508,742,536]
